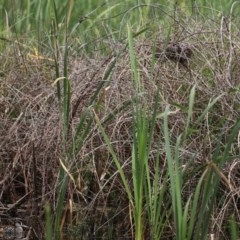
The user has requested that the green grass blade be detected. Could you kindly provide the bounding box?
[45,203,52,240]
[195,94,223,126]
[127,24,140,91]
[93,109,132,204]
[187,170,207,239]
[164,106,183,239]
[182,197,191,239]
[229,214,239,240]
[183,85,196,140]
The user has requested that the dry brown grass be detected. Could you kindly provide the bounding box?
[0,14,240,239]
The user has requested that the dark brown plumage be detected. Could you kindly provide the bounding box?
[156,42,193,69]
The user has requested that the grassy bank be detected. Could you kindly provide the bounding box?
[0,1,240,239]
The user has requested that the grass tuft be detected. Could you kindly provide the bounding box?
[0,1,240,239]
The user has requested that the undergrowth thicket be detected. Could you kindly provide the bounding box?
[0,1,240,239]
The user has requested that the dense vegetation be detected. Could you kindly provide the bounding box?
[0,0,240,239]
